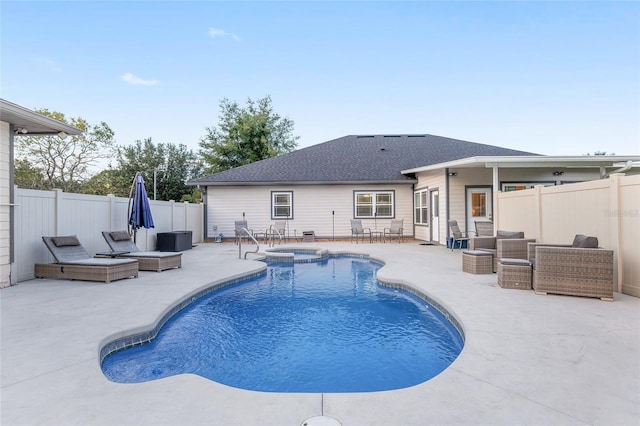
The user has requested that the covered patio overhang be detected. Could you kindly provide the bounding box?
[1,98,83,136]
[1,98,83,286]
[403,155,640,228]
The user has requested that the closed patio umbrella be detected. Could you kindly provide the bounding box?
[128,172,154,242]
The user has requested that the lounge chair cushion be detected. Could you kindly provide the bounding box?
[63,258,138,267]
[496,230,525,239]
[572,234,599,248]
[52,236,81,247]
[110,231,132,241]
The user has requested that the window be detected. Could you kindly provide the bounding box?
[271,191,293,219]
[414,190,429,225]
[354,191,394,218]
[501,182,554,192]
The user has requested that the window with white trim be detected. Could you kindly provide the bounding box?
[271,191,293,219]
[354,191,394,218]
[501,182,554,192]
[414,190,428,225]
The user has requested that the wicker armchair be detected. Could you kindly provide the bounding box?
[470,230,535,272]
[527,237,614,301]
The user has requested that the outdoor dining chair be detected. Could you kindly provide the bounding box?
[384,219,404,243]
[448,220,469,251]
[350,219,371,243]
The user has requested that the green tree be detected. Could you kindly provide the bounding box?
[14,109,115,192]
[81,169,130,197]
[108,138,202,201]
[13,159,47,190]
[199,95,299,173]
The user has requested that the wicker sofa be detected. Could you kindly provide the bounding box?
[527,235,614,301]
[470,230,536,272]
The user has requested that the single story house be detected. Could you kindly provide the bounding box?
[0,98,82,287]
[189,134,640,244]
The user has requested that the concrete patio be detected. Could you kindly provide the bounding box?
[1,241,639,426]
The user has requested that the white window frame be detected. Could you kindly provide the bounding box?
[354,191,394,219]
[501,182,554,192]
[414,189,429,225]
[271,191,293,219]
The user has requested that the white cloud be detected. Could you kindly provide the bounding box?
[36,58,61,72]
[208,27,241,41]
[208,27,226,37]
[121,73,158,86]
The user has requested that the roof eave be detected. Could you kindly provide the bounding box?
[402,155,640,174]
[0,98,83,135]
[189,179,417,187]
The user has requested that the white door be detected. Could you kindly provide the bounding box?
[430,189,439,242]
[466,187,492,234]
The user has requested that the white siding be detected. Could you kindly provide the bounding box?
[206,184,415,240]
[414,170,446,243]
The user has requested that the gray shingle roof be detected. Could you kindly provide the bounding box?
[189,134,539,185]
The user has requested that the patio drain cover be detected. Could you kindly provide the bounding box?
[301,416,341,426]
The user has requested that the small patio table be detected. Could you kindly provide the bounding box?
[370,230,383,243]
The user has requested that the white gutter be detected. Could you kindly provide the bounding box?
[402,155,640,175]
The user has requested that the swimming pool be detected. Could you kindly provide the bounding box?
[101,255,464,392]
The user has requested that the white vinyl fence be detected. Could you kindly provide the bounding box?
[496,174,640,297]
[13,188,203,283]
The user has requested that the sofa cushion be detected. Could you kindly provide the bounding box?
[496,230,524,239]
[52,236,80,247]
[110,231,132,241]
[572,234,599,248]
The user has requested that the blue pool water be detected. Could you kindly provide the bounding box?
[102,256,464,393]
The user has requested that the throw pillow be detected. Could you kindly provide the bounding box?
[572,234,599,248]
[52,236,80,247]
[110,231,132,241]
[496,230,524,239]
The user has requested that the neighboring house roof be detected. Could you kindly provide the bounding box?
[0,98,83,136]
[190,134,538,186]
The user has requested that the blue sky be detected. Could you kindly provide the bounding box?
[2,1,639,157]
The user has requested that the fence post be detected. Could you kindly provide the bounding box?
[108,194,116,231]
[169,200,175,231]
[54,189,63,235]
[184,201,189,231]
[533,185,543,242]
[609,174,622,292]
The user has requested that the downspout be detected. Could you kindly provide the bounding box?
[201,186,208,240]
[445,168,450,242]
[603,161,633,178]
[492,164,499,230]
[9,124,15,284]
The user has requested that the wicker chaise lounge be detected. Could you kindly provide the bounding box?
[102,231,182,272]
[527,235,614,301]
[35,236,138,283]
